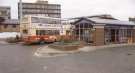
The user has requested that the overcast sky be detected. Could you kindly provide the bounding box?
[1,0,135,20]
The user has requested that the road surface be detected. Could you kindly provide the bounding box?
[0,43,135,73]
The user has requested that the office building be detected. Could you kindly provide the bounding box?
[18,0,61,19]
[0,6,11,19]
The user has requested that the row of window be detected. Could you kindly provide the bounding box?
[36,30,60,35]
[23,9,61,14]
[75,23,93,28]
[3,25,17,29]
[22,30,60,35]
[31,17,61,24]
[22,4,60,9]
[105,29,133,43]
[0,11,10,16]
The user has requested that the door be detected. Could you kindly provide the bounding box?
[110,29,119,43]
[111,29,115,42]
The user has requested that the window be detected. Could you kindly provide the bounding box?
[4,25,8,28]
[12,25,16,28]
[22,17,28,23]
[36,30,60,35]
[54,30,60,35]
[23,30,28,34]
[31,17,40,23]
[127,29,132,37]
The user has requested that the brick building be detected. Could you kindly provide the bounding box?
[70,15,135,46]
[0,19,19,32]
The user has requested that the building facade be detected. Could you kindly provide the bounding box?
[0,6,10,19]
[0,19,19,32]
[129,17,135,23]
[18,0,61,19]
[70,15,135,46]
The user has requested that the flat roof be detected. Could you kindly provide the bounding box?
[88,18,135,26]
[72,17,135,26]
[0,6,10,9]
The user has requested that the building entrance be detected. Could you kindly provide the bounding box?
[105,26,133,44]
[110,29,119,43]
[74,23,93,43]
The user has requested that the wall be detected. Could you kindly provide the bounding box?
[93,25,105,46]
[18,2,61,19]
[0,24,20,32]
[133,28,135,43]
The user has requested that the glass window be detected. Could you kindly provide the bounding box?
[23,29,28,34]
[12,25,16,28]
[31,17,40,23]
[4,25,8,28]
[22,17,28,23]
[31,17,61,24]
[127,29,132,37]
[36,30,60,35]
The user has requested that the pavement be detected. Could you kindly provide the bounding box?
[34,46,81,58]
[0,40,8,44]
[34,43,135,58]
[0,43,135,73]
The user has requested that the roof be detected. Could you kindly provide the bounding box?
[1,19,19,25]
[0,6,10,9]
[19,2,60,6]
[62,19,79,24]
[88,18,135,26]
[71,15,135,26]
[68,14,117,20]
[87,14,117,20]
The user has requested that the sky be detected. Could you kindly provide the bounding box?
[1,0,135,20]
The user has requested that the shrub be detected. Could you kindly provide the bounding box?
[49,40,87,51]
[59,35,78,44]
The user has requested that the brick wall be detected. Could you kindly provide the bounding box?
[0,24,20,32]
[93,26,105,46]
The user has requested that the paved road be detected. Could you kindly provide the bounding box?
[0,43,135,73]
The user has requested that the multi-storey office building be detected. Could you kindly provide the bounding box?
[129,17,135,23]
[0,6,11,19]
[18,0,61,19]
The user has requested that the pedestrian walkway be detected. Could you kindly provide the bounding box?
[34,43,135,58]
[34,46,80,58]
[0,41,8,44]
[80,43,135,52]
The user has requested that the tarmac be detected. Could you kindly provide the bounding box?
[34,43,135,58]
